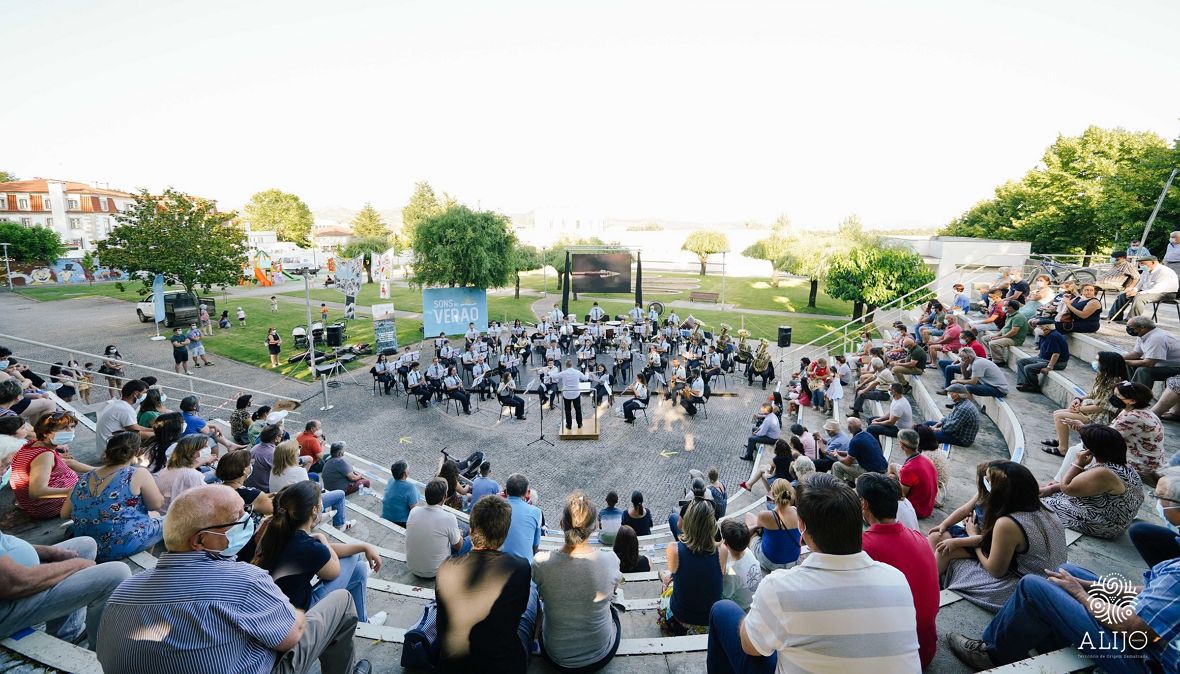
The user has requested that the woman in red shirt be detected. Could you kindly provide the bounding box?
[11,412,95,519]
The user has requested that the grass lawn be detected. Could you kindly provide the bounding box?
[15,282,177,302]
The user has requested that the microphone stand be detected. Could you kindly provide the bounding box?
[525,377,554,448]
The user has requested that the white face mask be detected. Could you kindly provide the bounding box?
[1091,360,1100,373]
[1156,501,1179,531]
[0,360,9,370]
[982,476,992,492]
[134,394,147,405]
[1033,328,1044,338]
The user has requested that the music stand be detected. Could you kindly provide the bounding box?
[524,378,553,447]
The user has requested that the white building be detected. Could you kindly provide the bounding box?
[0,179,135,253]
[883,235,1033,297]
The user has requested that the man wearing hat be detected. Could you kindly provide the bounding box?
[1107,255,1179,321]
[1015,321,1069,393]
[925,384,980,447]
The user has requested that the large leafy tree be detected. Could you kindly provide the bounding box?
[244,189,313,247]
[943,126,1179,256]
[826,243,935,319]
[410,205,514,288]
[511,243,543,299]
[778,240,843,309]
[681,230,730,276]
[542,236,608,289]
[742,236,793,287]
[351,202,388,238]
[340,235,391,285]
[97,189,246,295]
[0,221,66,263]
[401,181,445,246]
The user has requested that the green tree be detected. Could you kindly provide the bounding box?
[681,230,731,276]
[0,171,17,183]
[511,243,543,299]
[409,205,514,288]
[837,214,868,243]
[742,236,793,287]
[0,221,66,264]
[770,214,790,236]
[97,189,246,296]
[542,237,607,289]
[244,189,313,247]
[401,181,444,245]
[778,239,844,309]
[80,250,96,285]
[826,243,935,319]
[341,235,392,285]
[351,202,388,238]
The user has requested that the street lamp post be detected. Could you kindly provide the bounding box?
[0,243,10,291]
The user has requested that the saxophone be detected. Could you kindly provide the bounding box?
[752,339,771,373]
[735,329,752,363]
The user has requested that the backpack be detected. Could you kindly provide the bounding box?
[400,601,440,671]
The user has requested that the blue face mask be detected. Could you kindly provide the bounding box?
[0,466,10,490]
[1091,360,1100,373]
[54,430,76,445]
[0,360,9,370]
[159,392,168,403]
[1157,501,1179,532]
[202,512,255,558]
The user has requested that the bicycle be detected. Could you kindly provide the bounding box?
[1027,256,1099,286]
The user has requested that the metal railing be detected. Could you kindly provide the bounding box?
[779,259,997,365]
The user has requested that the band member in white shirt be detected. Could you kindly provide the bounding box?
[587,321,604,350]
[681,370,706,416]
[558,319,574,353]
[464,322,480,344]
[629,303,644,322]
[622,373,650,424]
[538,316,551,334]
[434,333,449,356]
[577,341,596,371]
[665,358,687,403]
[474,338,489,360]
[556,359,589,430]
[704,346,722,392]
[550,304,564,323]
[371,353,394,394]
[589,302,606,322]
[444,366,471,414]
[612,345,631,382]
[644,346,663,384]
[533,361,559,408]
[590,363,613,406]
[439,342,456,367]
[668,311,680,326]
[461,346,476,383]
[647,305,660,323]
[471,358,492,401]
[407,362,431,408]
[545,341,563,365]
[497,372,526,420]
[501,350,521,379]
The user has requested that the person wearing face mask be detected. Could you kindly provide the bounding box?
[62,431,164,561]
[96,484,373,674]
[1043,351,1127,455]
[1107,255,1179,321]
[10,412,95,520]
[95,379,154,453]
[1123,315,1180,389]
[1127,467,1180,568]
[137,387,169,427]
[1014,320,1069,393]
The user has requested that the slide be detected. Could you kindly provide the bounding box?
[253,266,273,286]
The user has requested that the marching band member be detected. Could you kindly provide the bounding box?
[534,361,559,408]
[587,320,605,350]
[622,373,650,424]
[407,362,431,408]
[444,366,471,415]
[426,357,446,402]
[464,322,480,345]
[612,343,631,382]
[668,310,680,326]
[473,336,490,360]
[434,332,449,357]
[704,345,722,392]
[438,341,456,368]
[644,346,664,387]
[556,359,589,430]
[511,319,525,339]
[647,305,660,323]
[461,345,476,382]
[544,339,563,365]
[589,302,606,322]
[577,340,596,371]
[370,353,394,394]
[501,349,521,379]
[681,369,706,416]
[558,318,574,353]
[665,358,687,403]
[471,357,492,401]
[549,303,564,323]
[591,363,613,406]
[629,303,644,322]
[497,372,526,420]
[537,315,551,334]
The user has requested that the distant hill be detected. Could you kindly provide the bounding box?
[314,207,405,230]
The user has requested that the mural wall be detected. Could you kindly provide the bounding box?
[1,259,130,286]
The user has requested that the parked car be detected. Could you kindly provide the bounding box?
[136,291,216,327]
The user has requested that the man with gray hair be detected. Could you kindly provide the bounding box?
[849,357,894,418]
[925,384,980,447]
[1129,466,1180,567]
[945,348,1008,399]
[97,484,370,674]
[830,417,888,485]
[887,429,937,519]
[866,382,912,443]
[501,473,543,564]
[1108,255,1179,321]
[1123,316,1180,388]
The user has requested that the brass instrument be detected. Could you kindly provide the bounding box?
[735,329,752,364]
[752,338,771,373]
[717,323,732,351]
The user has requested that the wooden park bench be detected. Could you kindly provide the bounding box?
[689,291,720,303]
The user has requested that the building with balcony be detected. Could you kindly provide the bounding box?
[0,179,136,253]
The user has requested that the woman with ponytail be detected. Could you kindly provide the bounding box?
[252,481,386,626]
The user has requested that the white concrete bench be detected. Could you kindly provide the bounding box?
[1,629,103,674]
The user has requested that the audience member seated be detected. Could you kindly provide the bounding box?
[406,478,466,578]
[0,376,54,426]
[925,317,963,360]
[437,458,471,511]
[253,481,385,627]
[830,417,887,485]
[96,485,371,674]
[621,490,654,536]
[1054,282,1102,333]
[948,559,1180,672]
[891,475,921,531]
[718,520,763,611]
[295,420,326,472]
[943,348,1009,399]
[867,383,912,442]
[935,461,1067,611]
[889,336,928,383]
[269,439,312,492]
[888,429,937,520]
[381,460,419,527]
[1041,424,1145,540]
[136,388,167,427]
[214,449,273,518]
[613,525,651,573]
[0,416,29,464]
[1129,466,1180,568]
[740,402,780,461]
[1043,350,1125,454]
[143,412,183,473]
[94,380,154,452]
[246,405,273,445]
[245,424,282,491]
[740,438,792,494]
[1154,373,1180,422]
[1014,320,1069,393]
[926,383,981,447]
[857,473,939,668]
[319,442,371,496]
[0,529,131,651]
[1123,316,1180,389]
[63,432,163,562]
[1110,382,1165,482]
[706,473,921,674]
[533,492,622,673]
[914,424,950,507]
[658,500,722,635]
[598,490,623,545]
[502,473,543,563]
[437,494,537,672]
[11,412,94,520]
[744,480,802,572]
[470,460,500,502]
[178,395,241,453]
[848,357,894,418]
[982,300,1029,364]
[229,394,253,444]
[970,289,1006,333]
[153,435,208,514]
[1107,255,1179,321]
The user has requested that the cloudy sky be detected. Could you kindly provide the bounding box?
[3,0,1178,228]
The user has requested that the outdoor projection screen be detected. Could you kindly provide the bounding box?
[570,252,631,293]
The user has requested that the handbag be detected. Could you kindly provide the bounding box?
[400,601,440,671]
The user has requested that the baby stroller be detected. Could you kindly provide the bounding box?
[292,326,309,350]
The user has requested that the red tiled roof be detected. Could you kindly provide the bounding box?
[0,179,134,198]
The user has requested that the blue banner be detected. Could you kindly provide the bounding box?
[422,287,488,337]
[151,274,166,323]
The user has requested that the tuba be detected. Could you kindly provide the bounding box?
[752,339,771,373]
[734,329,752,363]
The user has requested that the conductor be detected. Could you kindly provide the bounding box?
[557,359,589,430]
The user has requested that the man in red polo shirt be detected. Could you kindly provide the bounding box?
[857,472,939,668]
[296,419,326,472]
[889,428,937,519]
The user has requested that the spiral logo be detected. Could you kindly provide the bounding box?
[1087,573,1136,624]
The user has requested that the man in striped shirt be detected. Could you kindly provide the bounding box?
[96,485,371,674]
[706,473,921,673]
